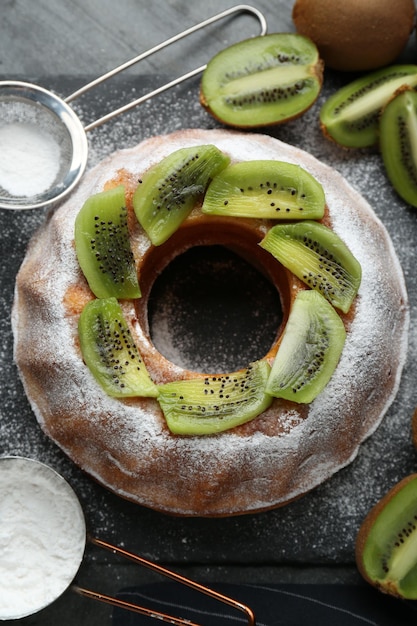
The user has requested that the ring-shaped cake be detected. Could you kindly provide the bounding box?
[12,129,409,516]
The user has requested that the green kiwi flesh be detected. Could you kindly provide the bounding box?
[201,160,325,219]
[79,297,158,398]
[320,65,417,148]
[75,185,140,299]
[73,149,359,429]
[259,220,361,313]
[133,145,230,245]
[356,474,417,599]
[380,88,417,207]
[157,360,272,435]
[200,33,324,128]
[266,290,346,403]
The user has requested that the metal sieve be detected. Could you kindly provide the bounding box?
[0,456,256,624]
[0,5,267,211]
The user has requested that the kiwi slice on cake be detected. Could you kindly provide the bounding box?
[79,297,157,398]
[133,144,230,245]
[356,474,417,599]
[380,88,417,208]
[201,160,325,219]
[200,33,324,128]
[157,360,272,435]
[266,290,346,403]
[320,65,417,148]
[260,220,361,313]
[75,185,140,299]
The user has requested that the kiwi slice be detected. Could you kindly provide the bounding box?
[380,88,417,208]
[133,145,230,246]
[200,33,324,128]
[266,290,346,403]
[75,185,140,299]
[259,221,361,314]
[201,160,325,220]
[78,297,157,398]
[356,474,417,599]
[320,65,417,148]
[157,360,272,435]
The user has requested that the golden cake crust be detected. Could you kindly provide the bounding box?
[12,129,409,516]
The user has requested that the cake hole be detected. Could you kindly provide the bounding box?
[148,245,282,373]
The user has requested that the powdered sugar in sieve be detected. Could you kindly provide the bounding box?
[0,5,266,210]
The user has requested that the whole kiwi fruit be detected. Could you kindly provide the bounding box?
[292,0,416,72]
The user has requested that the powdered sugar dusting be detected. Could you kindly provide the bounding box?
[12,129,409,517]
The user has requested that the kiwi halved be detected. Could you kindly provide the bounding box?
[200,33,324,128]
[133,145,230,246]
[356,474,417,599]
[201,160,325,220]
[259,220,361,314]
[79,297,158,398]
[157,360,272,435]
[380,88,417,208]
[75,185,140,299]
[266,290,346,403]
[320,65,417,148]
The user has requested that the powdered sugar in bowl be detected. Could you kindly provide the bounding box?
[0,460,257,622]
[0,456,86,620]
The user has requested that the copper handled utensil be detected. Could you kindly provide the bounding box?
[76,537,256,625]
[0,4,267,211]
[0,456,256,624]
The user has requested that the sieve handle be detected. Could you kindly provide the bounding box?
[74,536,256,625]
[64,4,267,132]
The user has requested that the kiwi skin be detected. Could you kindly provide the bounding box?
[355,474,417,599]
[293,0,416,72]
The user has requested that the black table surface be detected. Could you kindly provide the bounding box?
[1,2,417,624]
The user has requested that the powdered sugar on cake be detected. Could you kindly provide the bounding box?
[12,130,409,516]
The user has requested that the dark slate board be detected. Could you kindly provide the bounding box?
[112,582,417,626]
[1,73,416,578]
